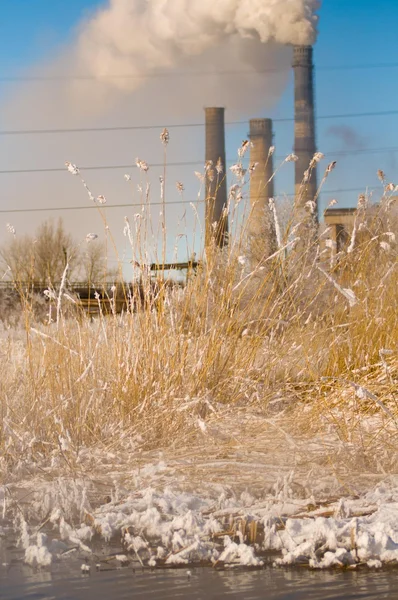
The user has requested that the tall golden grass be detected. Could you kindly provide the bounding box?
[0,155,397,484]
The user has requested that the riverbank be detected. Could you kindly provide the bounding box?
[2,395,398,571]
[1,195,397,573]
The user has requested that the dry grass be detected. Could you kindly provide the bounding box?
[0,156,397,495]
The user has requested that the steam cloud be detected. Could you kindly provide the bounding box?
[78,0,320,91]
[0,0,320,256]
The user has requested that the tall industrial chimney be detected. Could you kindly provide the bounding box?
[248,118,276,259]
[205,107,228,249]
[292,45,317,216]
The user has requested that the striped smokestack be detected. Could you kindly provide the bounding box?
[205,107,228,249]
[248,118,276,258]
[292,45,317,217]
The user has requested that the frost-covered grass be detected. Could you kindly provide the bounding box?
[0,151,397,569]
[5,473,398,570]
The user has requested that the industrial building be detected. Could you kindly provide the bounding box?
[203,44,359,257]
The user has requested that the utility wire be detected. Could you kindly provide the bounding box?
[1,146,397,176]
[0,161,202,175]
[0,187,384,215]
[0,199,201,215]
[0,122,206,136]
[1,109,398,137]
[2,62,398,82]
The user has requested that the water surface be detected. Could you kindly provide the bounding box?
[1,557,398,600]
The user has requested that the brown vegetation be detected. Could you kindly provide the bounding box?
[0,167,397,491]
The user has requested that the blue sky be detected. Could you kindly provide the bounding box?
[0,0,397,256]
[0,1,103,72]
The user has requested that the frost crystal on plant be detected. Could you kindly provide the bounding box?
[6,223,16,236]
[230,164,246,180]
[249,162,259,174]
[136,158,149,172]
[205,160,213,172]
[123,217,130,237]
[229,183,240,197]
[268,146,275,157]
[97,195,106,204]
[176,181,184,193]
[238,140,250,158]
[380,241,391,252]
[312,152,324,163]
[197,418,207,433]
[86,233,98,242]
[194,171,204,182]
[286,154,298,163]
[216,157,223,175]
[65,161,79,175]
[305,200,316,214]
[357,194,367,210]
[160,128,169,146]
[124,174,131,181]
[43,289,57,300]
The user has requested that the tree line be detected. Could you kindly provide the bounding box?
[0,219,118,285]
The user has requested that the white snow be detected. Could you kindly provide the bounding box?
[3,405,398,570]
[7,477,398,570]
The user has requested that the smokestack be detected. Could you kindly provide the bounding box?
[248,118,276,258]
[205,107,228,248]
[292,45,317,216]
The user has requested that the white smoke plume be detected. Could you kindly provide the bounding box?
[0,0,320,260]
[77,0,319,91]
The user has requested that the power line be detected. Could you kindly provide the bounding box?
[0,187,385,215]
[0,161,202,175]
[1,145,397,176]
[322,146,398,157]
[319,63,398,71]
[322,187,383,195]
[0,122,208,136]
[282,187,384,197]
[316,110,398,121]
[2,62,398,82]
[0,199,202,215]
[1,109,398,137]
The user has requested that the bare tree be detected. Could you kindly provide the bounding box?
[1,219,77,284]
[78,240,119,284]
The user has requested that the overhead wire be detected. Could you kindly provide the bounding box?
[0,65,394,207]
[0,199,200,215]
[1,109,398,137]
[0,186,385,215]
[0,145,397,176]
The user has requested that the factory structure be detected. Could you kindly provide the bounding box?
[292,45,317,210]
[248,118,277,258]
[203,44,348,253]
